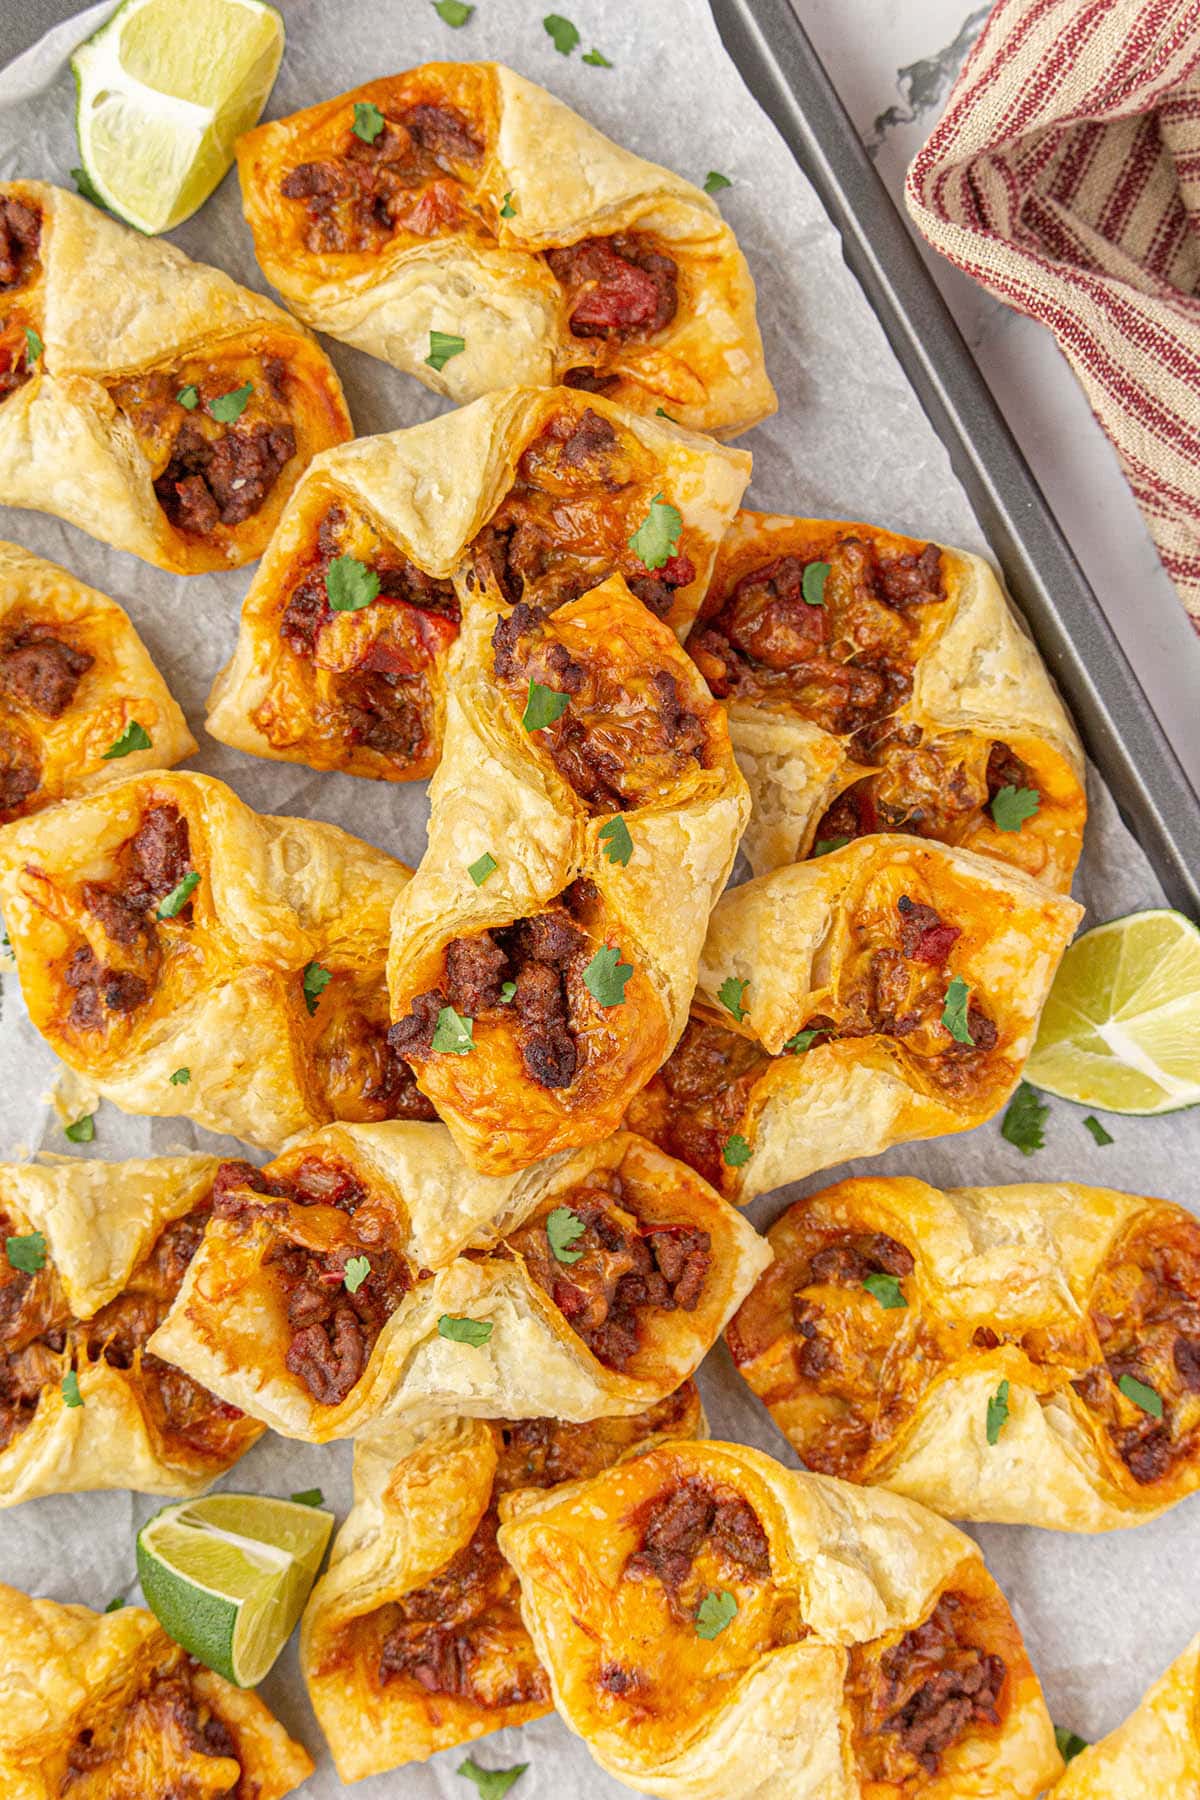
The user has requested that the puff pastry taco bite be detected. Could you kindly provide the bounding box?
[728,1176,1200,1532]
[300,1383,702,1780]
[0,182,350,572]
[1048,1630,1200,1796]
[688,513,1086,889]
[497,1438,1062,1799]
[0,541,194,824]
[206,386,751,784]
[237,64,775,436]
[0,1156,260,1506]
[386,570,749,1173]
[627,836,1082,1201]
[0,1584,312,1799]
[149,1124,770,1441]
[0,770,417,1149]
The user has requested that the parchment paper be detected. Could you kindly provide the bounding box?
[0,3,1197,1793]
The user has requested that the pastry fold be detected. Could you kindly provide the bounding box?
[237,64,775,437]
[205,386,751,784]
[0,541,194,823]
[496,1438,1062,1799]
[0,770,415,1149]
[727,1176,1200,1532]
[626,837,1082,1201]
[0,1156,261,1506]
[386,571,750,1172]
[300,1384,702,1780]
[0,1585,312,1800]
[687,514,1086,889]
[1048,1631,1200,1796]
[149,1124,771,1441]
[0,181,350,572]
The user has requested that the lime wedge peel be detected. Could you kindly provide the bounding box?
[136,1493,333,1687]
[71,0,284,235]
[1025,909,1200,1116]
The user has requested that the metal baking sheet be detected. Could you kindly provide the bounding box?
[710,0,1200,919]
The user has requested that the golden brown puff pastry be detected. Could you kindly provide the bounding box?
[625,837,1083,1202]
[1048,1630,1200,1796]
[0,1156,261,1506]
[149,1125,771,1442]
[0,181,350,573]
[0,1585,312,1800]
[385,571,749,1173]
[0,769,416,1150]
[0,541,195,824]
[687,513,1086,890]
[496,1438,1062,1799]
[205,386,752,784]
[727,1175,1200,1532]
[237,64,775,438]
[300,1383,702,1780]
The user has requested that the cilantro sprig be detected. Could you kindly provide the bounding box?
[990,785,1040,833]
[723,1134,751,1168]
[1001,1083,1048,1156]
[695,1588,737,1638]
[546,1205,586,1264]
[583,945,633,1008]
[326,555,380,613]
[343,1255,371,1294]
[5,1231,46,1274]
[432,1006,475,1055]
[628,494,683,571]
[717,976,747,1022]
[302,962,332,1015]
[543,13,580,53]
[598,816,633,866]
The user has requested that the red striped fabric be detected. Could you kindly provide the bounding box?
[906,0,1200,629]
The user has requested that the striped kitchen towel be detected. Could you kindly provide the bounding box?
[906,0,1200,629]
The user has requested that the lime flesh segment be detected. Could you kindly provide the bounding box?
[136,1493,333,1686]
[1025,909,1200,1114]
[71,0,283,234]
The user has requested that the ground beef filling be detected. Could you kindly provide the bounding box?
[1073,1212,1200,1485]
[64,1663,241,1797]
[313,991,439,1124]
[0,720,41,820]
[505,1177,711,1371]
[625,1015,771,1191]
[0,622,93,717]
[154,416,297,536]
[214,1157,414,1409]
[470,407,695,619]
[546,234,678,341]
[64,802,194,1032]
[492,600,706,810]
[0,198,41,404]
[848,1592,1007,1783]
[388,889,596,1091]
[281,101,483,254]
[276,503,460,767]
[0,1198,246,1460]
[688,539,944,737]
[625,1476,770,1603]
[811,737,1034,852]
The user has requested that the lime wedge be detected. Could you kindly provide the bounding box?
[1025,909,1200,1114]
[71,0,284,234]
[136,1492,333,1686]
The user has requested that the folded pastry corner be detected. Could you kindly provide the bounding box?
[0,540,195,824]
[0,1155,261,1506]
[626,836,1083,1201]
[728,1176,1200,1531]
[237,63,775,436]
[1048,1630,1200,1796]
[688,512,1086,890]
[387,569,750,1172]
[0,181,350,572]
[0,1584,312,1799]
[496,1438,1063,1799]
[148,1123,770,1441]
[300,1382,703,1779]
[0,769,415,1148]
[205,385,751,784]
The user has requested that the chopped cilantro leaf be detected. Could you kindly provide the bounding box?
[583,944,633,1008]
[438,1314,493,1347]
[598,816,633,866]
[432,1006,474,1054]
[62,1370,83,1408]
[1118,1373,1163,1418]
[291,1488,325,1507]
[457,1757,527,1799]
[102,720,152,760]
[990,785,1041,832]
[500,191,516,218]
[801,561,829,606]
[543,13,580,54]
[628,493,683,571]
[343,1255,371,1294]
[5,1231,46,1274]
[209,383,253,423]
[522,679,570,731]
[863,1272,907,1310]
[176,383,200,410]
[812,836,850,856]
[582,47,612,65]
[1055,1727,1088,1763]
[1001,1082,1048,1156]
[467,852,498,886]
[25,327,42,365]
[783,1027,821,1053]
[717,976,747,1022]
[547,1205,587,1264]
[703,170,732,194]
[326,555,380,613]
[986,1378,1010,1445]
[695,1588,737,1638]
[1084,1114,1114,1146]
[156,871,199,919]
[169,1067,190,1086]
[65,1114,95,1144]
[353,100,385,143]
[941,975,973,1044]
[723,1134,751,1168]
[427,330,466,371]
[499,980,517,1003]
[302,962,332,1016]
[434,0,474,22]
